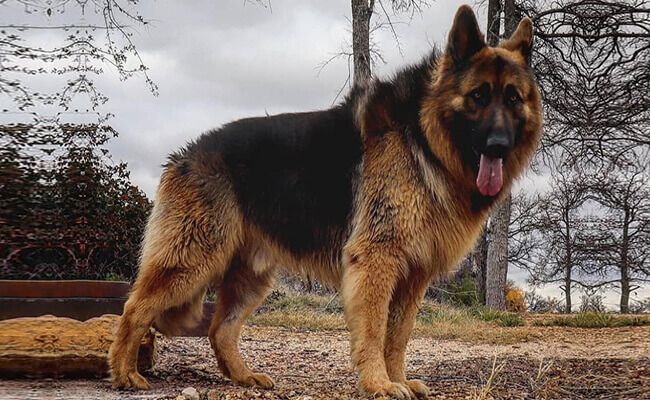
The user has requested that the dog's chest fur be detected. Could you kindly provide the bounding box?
[348,130,487,278]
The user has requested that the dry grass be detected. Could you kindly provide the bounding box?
[529,358,555,398]
[413,320,540,344]
[532,312,650,328]
[250,292,650,345]
[249,310,346,331]
[250,291,346,331]
[413,302,539,344]
[468,356,506,400]
[249,291,539,344]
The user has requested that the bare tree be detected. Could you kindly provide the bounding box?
[511,153,650,314]
[520,0,650,166]
[512,160,590,313]
[587,153,650,313]
[508,193,540,272]
[347,0,430,84]
[579,292,606,313]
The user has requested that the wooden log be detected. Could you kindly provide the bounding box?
[0,314,155,378]
[0,298,127,321]
[0,280,130,298]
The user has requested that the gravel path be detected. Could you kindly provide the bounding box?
[2,325,649,399]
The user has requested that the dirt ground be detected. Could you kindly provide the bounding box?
[2,325,649,400]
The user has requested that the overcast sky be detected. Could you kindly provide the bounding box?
[2,0,646,308]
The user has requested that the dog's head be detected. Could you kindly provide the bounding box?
[424,5,543,198]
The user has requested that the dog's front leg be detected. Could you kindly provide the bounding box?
[341,247,412,399]
[384,268,431,398]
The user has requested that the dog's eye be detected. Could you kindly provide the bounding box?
[469,83,490,105]
[505,86,521,105]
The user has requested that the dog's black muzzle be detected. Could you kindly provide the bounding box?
[482,129,513,159]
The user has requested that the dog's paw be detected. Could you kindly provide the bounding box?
[362,380,413,399]
[111,371,151,390]
[233,372,275,389]
[404,379,430,398]
[127,371,152,390]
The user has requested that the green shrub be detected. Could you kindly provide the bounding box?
[468,306,524,327]
[438,274,481,307]
[103,272,128,282]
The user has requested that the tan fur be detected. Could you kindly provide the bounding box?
[109,8,542,399]
[208,257,276,388]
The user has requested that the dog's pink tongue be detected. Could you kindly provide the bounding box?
[476,155,503,196]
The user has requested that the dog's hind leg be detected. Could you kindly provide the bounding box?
[384,268,431,398]
[208,256,276,389]
[109,234,239,390]
[109,256,217,389]
[109,169,242,390]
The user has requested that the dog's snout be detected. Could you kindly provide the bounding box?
[484,133,511,158]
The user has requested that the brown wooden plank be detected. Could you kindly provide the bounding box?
[0,280,130,299]
[0,298,127,321]
[0,298,215,337]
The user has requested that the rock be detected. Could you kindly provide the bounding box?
[181,386,200,400]
[0,314,156,377]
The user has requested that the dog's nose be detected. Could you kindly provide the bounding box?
[484,134,511,158]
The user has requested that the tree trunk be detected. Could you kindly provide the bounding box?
[351,0,373,83]
[620,266,630,314]
[619,225,630,314]
[564,213,572,313]
[472,225,488,304]
[486,0,502,47]
[503,0,520,36]
[620,210,630,313]
[485,194,512,310]
[564,265,572,313]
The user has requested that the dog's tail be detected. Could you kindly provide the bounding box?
[153,289,207,336]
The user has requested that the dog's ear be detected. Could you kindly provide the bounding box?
[500,17,534,64]
[446,5,485,65]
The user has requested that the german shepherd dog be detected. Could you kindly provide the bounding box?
[110,5,542,399]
